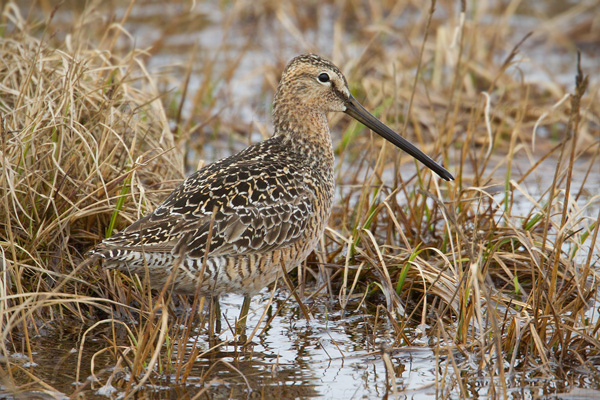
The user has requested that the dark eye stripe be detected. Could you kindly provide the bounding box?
[332,87,348,101]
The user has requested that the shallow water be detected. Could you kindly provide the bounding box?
[7,291,598,399]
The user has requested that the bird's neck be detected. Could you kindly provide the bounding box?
[272,103,335,170]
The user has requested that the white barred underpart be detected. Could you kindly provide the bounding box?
[98,244,312,297]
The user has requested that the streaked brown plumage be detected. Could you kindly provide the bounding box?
[86,54,453,321]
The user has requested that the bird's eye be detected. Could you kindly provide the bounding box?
[317,73,330,83]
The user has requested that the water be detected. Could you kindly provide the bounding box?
[6,287,599,399]
[3,294,436,399]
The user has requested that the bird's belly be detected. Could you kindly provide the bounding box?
[107,236,320,297]
[178,238,319,296]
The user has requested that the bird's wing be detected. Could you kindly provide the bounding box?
[93,140,317,260]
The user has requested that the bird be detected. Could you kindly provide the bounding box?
[84,54,453,334]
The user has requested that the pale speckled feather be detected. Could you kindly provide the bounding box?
[95,136,321,259]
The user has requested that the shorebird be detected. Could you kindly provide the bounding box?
[85,54,453,333]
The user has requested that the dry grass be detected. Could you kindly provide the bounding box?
[1,0,599,399]
[0,3,185,396]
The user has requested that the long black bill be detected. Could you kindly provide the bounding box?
[344,95,454,181]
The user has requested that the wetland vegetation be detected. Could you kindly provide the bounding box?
[1,0,599,398]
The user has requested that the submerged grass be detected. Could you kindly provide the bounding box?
[1,0,599,398]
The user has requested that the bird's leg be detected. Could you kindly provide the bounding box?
[236,295,251,335]
[208,296,221,339]
[215,297,222,333]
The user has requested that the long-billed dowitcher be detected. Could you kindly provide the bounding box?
[85,54,453,332]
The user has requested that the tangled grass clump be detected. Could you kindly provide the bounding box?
[0,14,184,344]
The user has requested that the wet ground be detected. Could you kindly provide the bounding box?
[8,291,598,399]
